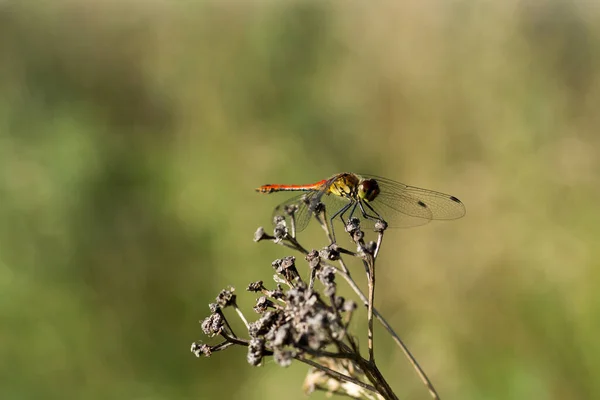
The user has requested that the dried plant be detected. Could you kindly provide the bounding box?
[191,199,441,400]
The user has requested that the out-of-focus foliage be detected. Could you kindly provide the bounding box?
[1,1,599,399]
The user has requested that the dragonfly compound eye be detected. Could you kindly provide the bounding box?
[358,179,380,202]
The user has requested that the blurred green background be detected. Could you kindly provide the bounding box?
[2,1,600,399]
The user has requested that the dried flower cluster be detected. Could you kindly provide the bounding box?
[191,202,440,400]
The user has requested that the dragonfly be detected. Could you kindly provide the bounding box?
[256,172,465,240]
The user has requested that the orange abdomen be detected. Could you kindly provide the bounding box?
[255,179,328,194]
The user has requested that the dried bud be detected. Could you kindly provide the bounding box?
[319,245,340,261]
[351,229,364,243]
[247,338,266,366]
[272,256,299,281]
[191,342,212,357]
[273,349,294,367]
[365,241,377,255]
[305,250,321,270]
[269,285,285,300]
[342,299,357,312]
[308,196,325,215]
[285,283,309,305]
[247,281,265,292]
[253,296,275,313]
[304,313,333,349]
[271,323,292,347]
[254,227,269,242]
[281,256,296,268]
[216,287,236,308]
[323,282,336,298]
[248,311,280,337]
[201,313,223,337]
[273,219,288,241]
[374,219,388,233]
[345,217,361,234]
[318,267,337,298]
[283,204,299,216]
[317,266,336,286]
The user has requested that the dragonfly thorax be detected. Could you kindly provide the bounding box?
[327,173,361,198]
[357,178,380,202]
[327,174,381,202]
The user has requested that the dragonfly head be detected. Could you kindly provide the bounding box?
[358,178,380,202]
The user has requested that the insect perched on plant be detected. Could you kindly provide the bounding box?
[256,172,465,240]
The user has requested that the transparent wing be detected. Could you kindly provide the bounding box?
[317,191,356,222]
[360,174,466,227]
[271,186,354,233]
[271,192,316,233]
[349,196,433,229]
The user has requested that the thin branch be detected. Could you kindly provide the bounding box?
[233,305,249,329]
[220,330,249,346]
[365,255,376,363]
[296,356,379,394]
[336,267,441,400]
[374,230,384,259]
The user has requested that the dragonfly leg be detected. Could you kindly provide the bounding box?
[328,202,353,242]
[359,201,385,224]
[340,202,358,226]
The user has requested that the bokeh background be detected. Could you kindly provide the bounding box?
[2,1,600,399]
